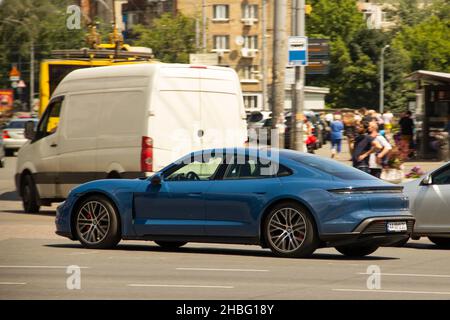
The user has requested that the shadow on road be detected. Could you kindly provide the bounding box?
[405,242,450,250]
[3,209,56,217]
[45,243,398,261]
[0,191,20,201]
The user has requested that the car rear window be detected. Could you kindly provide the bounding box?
[6,121,27,129]
[288,153,378,180]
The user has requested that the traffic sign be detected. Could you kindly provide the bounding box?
[288,36,308,66]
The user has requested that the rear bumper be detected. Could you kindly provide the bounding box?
[320,216,415,247]
[3,139,26,149]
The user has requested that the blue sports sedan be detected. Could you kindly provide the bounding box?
[56,148,414,258]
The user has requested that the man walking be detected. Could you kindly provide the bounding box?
[399,111,414,159]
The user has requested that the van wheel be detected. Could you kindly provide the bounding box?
[75,195,121,249]
[22,175,40,213]
[155,241,187,249]
[264,202,319,258]
[335,245,379,257]
[4,148,14,157]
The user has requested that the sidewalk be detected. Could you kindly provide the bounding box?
[314,140,444,181]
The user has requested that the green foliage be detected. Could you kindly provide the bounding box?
[0,0,86,87]
[131,13,196,63]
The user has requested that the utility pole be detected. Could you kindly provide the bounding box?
[202,0,207,53]
[271,0,288,149]
[261,0,268,111]
[29,40,34,112]
[291,0,306,152]
[379,44,390,114]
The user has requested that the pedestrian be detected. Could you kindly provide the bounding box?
[399,110,414,160]
[343,112,356,157]
[330,114,344,159]
[382,109,394,136]
[367,122,392,178]
[352,123,373,174]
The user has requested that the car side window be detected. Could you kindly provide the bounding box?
[432,165,450,185]
[223,158,290,180]
[165,156,223,181]
[35,98,63,141]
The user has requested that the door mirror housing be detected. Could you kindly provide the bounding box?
[150,173,162,186]
[24,121,36,140]
[421,175,433,186]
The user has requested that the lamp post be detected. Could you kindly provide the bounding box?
[379,44,390,114]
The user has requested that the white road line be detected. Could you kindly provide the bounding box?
[0,282,27,285]
[0,265,89,269]
[333,289,450,295]
[357,272,450,278]
[128,284,234,289]
[176,267,269,272]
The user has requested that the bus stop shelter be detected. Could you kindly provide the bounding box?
[406,70,450,160]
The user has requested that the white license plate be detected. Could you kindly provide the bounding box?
[387,221,407,232]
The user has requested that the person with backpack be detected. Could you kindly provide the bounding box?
[367,122,392,178]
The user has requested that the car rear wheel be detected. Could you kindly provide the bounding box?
[75,196,121,249]
[428,237,450,248]
[155,241,187,249]
[264,202,319,258]
[335,245,379,257]
[22,174,40,213]
[4,148,14,157]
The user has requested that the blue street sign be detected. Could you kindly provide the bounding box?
[288,36,308,66]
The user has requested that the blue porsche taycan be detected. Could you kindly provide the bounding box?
[56,148,414,258]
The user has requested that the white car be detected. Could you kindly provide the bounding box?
[2,118,39,156]
[402,162,450,247]
[16,63,248,213]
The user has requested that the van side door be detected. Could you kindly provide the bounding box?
[30,97,63,199]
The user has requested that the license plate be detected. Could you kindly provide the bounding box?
[387,221,407,232]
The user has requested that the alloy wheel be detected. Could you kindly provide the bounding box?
[76,201,111,244]
[268,207,307,253]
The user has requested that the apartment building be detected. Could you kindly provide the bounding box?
[357,0,396,30]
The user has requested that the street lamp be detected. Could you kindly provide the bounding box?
[379,44,390,114]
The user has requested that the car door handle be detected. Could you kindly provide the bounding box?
[188,192,202,196]
[253,191,266,195]
[50,143,58,147]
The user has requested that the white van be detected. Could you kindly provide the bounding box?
[16,64,248,212]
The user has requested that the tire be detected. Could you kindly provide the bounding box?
[22,174,40,213]
[390,237,410,247]
[74,195,121,249]
[428,237,450,248]
[4,148,14,157]
[155,241,187,249]
[335,245,379,257]
[264,202,319,258]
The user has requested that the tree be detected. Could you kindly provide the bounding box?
[131,13,196,63]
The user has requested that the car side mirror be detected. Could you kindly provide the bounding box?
[150,174,162,186]
[421,175,433,186]
[24,121,36,140]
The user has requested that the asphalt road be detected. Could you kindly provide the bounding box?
[1,157,450,300]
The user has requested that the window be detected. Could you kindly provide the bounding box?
[165,156,223,181]
[213,35,230,50]
[242,4,258,20]
[244,95,258,110]
[223,158,289,179]
[34,98,63,141]
[240,66,259,83]
[213,5,229,20]
[243,35,258,50]
[432,165,450,185]
[7,120,38,129]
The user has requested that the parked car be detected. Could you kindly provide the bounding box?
[16,64,248,213]
[56,148,414,258]
[402,161,450,247]
[2,118,39,156]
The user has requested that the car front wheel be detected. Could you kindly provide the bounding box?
[335,245,379,257]
[22,174,40,213]
[75,196,121,249]
[264,202,319,258]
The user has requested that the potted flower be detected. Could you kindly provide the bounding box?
[405,166,425,181]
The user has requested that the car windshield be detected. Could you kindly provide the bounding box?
[288,153,378,180]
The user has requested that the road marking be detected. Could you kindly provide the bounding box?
[333,289,450,295]
[0,282,27,285]
[128,284,234,289]
[0,265,89,269]
[357,272,450,278]
[176,267,269,272]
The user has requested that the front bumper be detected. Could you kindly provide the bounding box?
[320,216,415,247]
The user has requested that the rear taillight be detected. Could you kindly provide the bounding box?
[140,136,153,172]
[2,130,10,139]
